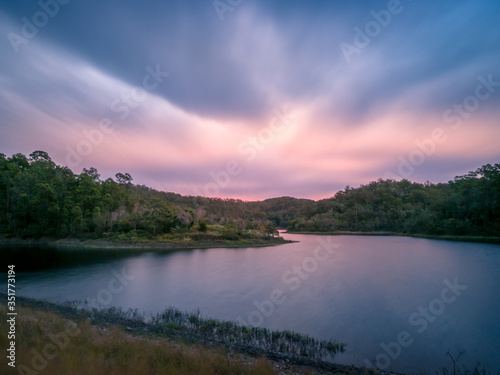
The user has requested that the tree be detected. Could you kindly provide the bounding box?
[198,219,207,232]
[115,172,133,185]
[82,167,100,182]
[446,349,466,375]
[29,150,51,162]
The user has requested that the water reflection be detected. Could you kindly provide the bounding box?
[5,235,500,373]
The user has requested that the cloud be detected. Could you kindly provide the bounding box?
[0,1,499,200]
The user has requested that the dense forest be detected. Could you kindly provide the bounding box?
[0,151,277,241]
[0,151,499,240]
[270,166,500,237]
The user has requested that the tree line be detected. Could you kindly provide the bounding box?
[0,150,498,239]
[0,151,275,239]
[261,165,500,237]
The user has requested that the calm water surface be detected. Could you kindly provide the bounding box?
[6,233,500,373]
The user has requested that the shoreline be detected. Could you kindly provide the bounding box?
[285,231,500,244]
[3,231,499,250]
[1,293,397,375]
[0,236,295,251]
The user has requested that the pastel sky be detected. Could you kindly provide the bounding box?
[1,0,499,200]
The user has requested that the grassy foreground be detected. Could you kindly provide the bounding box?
[0,304,276,375]
[0,296,376,375]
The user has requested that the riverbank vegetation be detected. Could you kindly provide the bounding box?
[0,151,498,242]
[0,296,350,375]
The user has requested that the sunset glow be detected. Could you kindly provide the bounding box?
[1,1,499,200]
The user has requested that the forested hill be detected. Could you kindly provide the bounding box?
[1,151,499,240]
[0,151,278,240]
[263,166,500,237]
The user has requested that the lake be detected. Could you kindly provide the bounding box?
[5,233,500,373]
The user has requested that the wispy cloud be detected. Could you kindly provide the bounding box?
[1,0,499,199]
